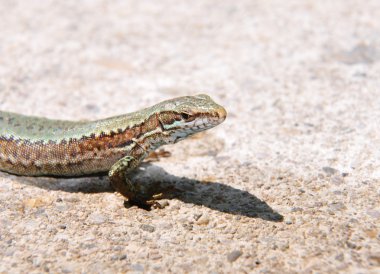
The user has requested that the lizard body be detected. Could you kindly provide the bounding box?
[0,94,226,207]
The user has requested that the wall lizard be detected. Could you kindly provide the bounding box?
[0,94,227,208]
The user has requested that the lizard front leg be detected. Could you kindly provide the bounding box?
[108,155,164,209]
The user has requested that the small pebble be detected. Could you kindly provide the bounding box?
[110,255,119,261]
[154,200,169,209]
[291,207,303,212]
[346,241,358,249]
[85,103,100,112]
[88,213,107,225]
[56,204,69,212]
[367,210,380,219]
[196,214,210,225]
[322,166,339,175]
[284,217,293,225]
[227,250,243,262]
[140,224,155,233]
[158,222,173,230]
[331,176,344,185]
[193,213,203,221]
[148,252,162,260]
[328,202,346,211]
[130,264,144,272]
[64,197,80,203]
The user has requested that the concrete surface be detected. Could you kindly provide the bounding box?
[0,0,379,273]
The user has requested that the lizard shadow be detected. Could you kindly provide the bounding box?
[8,163,283,222]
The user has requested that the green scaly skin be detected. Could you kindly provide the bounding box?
[0,94,227,207]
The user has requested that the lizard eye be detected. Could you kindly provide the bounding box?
[181,113,191,120]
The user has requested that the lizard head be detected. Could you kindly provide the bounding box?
[155,94,227,143]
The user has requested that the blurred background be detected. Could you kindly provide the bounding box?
[0,1,379,273]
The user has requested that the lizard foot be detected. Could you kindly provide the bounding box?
[124,194,168,210]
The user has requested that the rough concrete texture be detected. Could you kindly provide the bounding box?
[0,0,379,273]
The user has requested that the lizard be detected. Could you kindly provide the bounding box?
[0,94,227,208]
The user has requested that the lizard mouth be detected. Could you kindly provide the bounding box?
[190,105,227,131]
[179,112,226,135]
